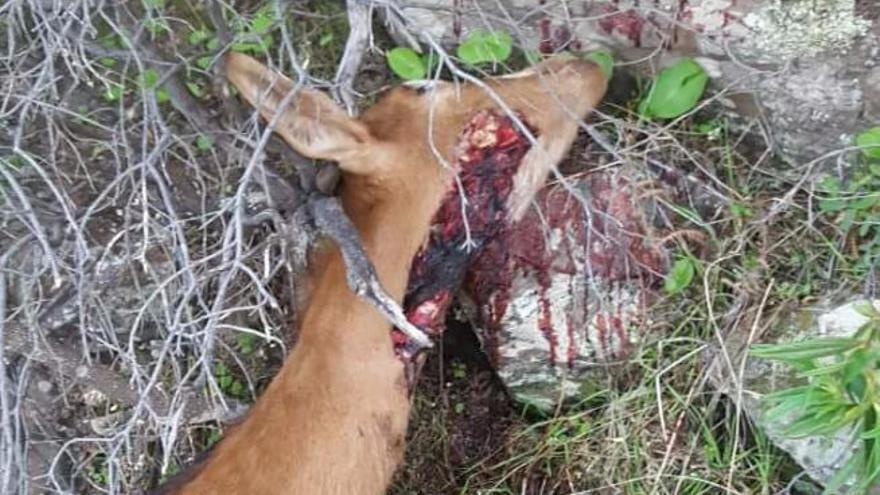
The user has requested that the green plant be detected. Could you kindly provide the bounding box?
[140,68,170,103]
[664,256,697,295]
[213,361,245,398]
[750,302,880,494]
[235,332,254,354]
[638,58,708,119]
[451,360,467,380]
[87,453,110,487]
[230,5,276,55]
[386,47,428,80]
[857,127,880,160]
[195,135,213,152]
[585,50,614,81]
[103,83,124,103]
[385,29,513,80]
[815,138,880,276]
[456,29,512,66]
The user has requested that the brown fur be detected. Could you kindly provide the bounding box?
[159,52,606,494]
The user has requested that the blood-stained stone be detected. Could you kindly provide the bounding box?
[459,168,696,409]
[394,94,725,409]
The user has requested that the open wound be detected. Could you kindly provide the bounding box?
[392,109,536,360]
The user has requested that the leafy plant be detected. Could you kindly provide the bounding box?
[235,333,255,355]
[386,47,427,80]
[638,58,708,119]
[231,6,275,55]
[186,81,205,98]
[195,135,213,152]
[451,360,468,380]
[87,454,110,487]
[585,50,614,81]
[664,256,697,295]
[214,362,245,398]
[140,68,159,90]
[815,138,880,276]
[188,28,210,46]
[385,29,513,80]
[750,302,880,494]
[103,83,124,103]
[456,29,512,66]
[857,127,880,160]
[139,68,170,103]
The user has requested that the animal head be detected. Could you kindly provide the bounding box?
[224,52,607,224]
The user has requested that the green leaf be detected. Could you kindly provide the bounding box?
[763,395,810,423]
[236,333,254,354]
[155,87,170,104]
[851,194,880,210]
[664,257,695,295]
[206,37,220,51]
[145,19,171,36]
[853,301,879,319]
[229,380,244,397]
[798,360,848,378]
[195,135,213,151]
[103,84,123,102]
[585,50,614,81]
[638,58,708,119]
[729,201,752,218]
[856,127,880,160]
[142,0,164,8]
[319,32,334,47]
[99,35,120,50]
[186,81,204,98]
[762,385,814,403]
[195,56,213,70]
[98,57,116,68]
[669,204,704,225]
[188,29,210,46]
[141,68,159,89]
[818,175,842,193]
[250,9,274,34]
[818,197,847,213]
[385,47,426,80]
[783,406,857,437]
[750,337,859,361]
[842,348,873,391]
[456,30,513,65]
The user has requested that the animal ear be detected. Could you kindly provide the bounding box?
[225,52,374,173]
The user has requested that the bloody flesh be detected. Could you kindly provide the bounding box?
[393,109,536,358]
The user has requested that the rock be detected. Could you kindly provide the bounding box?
[385,0,879,165]
[460,163,725,409]
[711,298,880,491]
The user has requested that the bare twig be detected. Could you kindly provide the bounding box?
[333,0,374,113]
[307,196,433,349]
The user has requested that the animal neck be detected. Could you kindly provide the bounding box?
[295,191,439,351]
[166,177,444,495]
